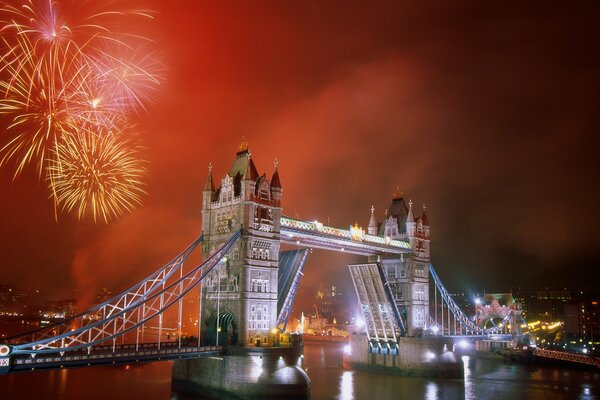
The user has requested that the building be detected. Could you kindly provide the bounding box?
[200,140,282,346]
[564,288,600,343]
[512,288,572,321]
[368,192,431,335]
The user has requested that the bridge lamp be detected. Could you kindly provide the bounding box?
[431,326,440,334]
[424,351,435,361]
[355,316,365,328]
[458,340,470,350]
[344,344,351,355]
[474,298,481,305]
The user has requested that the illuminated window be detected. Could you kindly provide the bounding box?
[415,285,425,301]
[400,266,407,279]
[387,265,396,279]
[251,278,269,292]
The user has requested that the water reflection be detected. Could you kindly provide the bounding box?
[2,344,600,400]
[462,355,473,400]
[338,371,354,400]
[425,382,438,400]
[59,368,68,398]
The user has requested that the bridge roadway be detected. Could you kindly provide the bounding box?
[5,341,223,373]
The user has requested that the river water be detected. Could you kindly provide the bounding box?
[2,343,599,399]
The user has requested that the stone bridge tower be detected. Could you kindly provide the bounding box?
[371,190,431,336]
[200,140,282,346]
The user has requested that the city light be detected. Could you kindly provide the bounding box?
[355,316,365,328]
[458,340,470,350]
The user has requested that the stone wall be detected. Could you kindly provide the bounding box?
[172,346,310,400]
[344,334,463,379]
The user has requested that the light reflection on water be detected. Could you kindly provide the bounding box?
[462,355,473,400]
[1,343,599,400]
[425,382,438,400]
[338,371,354,400]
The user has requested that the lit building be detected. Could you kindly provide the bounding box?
[564,288,600,342]
[200,140,282,346]
[368,192,431,335]
[512,288,572,320]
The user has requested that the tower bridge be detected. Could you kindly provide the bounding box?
[0,141,529,396]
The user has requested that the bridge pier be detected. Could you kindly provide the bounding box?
[172,345,310,399]
[343,334,463,379]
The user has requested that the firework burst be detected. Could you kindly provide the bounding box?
[0,0,161,221]
[48,125,146,223]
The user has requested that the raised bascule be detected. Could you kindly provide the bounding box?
[0,141,533,397]
[198,140,433,347]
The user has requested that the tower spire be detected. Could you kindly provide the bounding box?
[271,158,281,188]
[270,158,282,203]
[407,199,414,223]
[368,205,377,235]
[243,151,257,181]
[393,186,403,200]
[421,203,429,226]
[237,136,249,154]
[204,162,215,192]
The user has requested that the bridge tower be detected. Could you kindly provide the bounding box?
[373,192,431,336]
[200,140,282,346]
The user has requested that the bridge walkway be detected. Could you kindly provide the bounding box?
[5,341,223,373]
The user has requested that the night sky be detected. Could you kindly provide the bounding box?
[1,1,599,306]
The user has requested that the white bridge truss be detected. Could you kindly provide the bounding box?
[2,230,241,357]
[429,265,524,336]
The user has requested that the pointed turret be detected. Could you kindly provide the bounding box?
[241,152,258,200]
[421,204,430,240]
[271,158,282,203]
[368,205,378,235]
[421,204,429,226]
[243,152,259,181]
[204,162,215,192]
[407,199,414,223]
[271,158,281,188]
[406,199,416,238]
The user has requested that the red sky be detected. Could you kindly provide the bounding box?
[1,1,599,304]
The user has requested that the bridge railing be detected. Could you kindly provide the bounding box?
[429,265,510,336]
[4,235,205,346]
[533,348,600,368]
[3,230,241,357]
[280,216,411,252]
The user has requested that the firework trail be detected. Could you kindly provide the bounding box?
[0,0,161,222]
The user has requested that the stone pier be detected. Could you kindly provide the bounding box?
[343,334,463,378]
[172,345,310,399]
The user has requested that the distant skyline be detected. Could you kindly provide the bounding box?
[1,1,599,307]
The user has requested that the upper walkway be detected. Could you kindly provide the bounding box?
[280,216,411,256]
